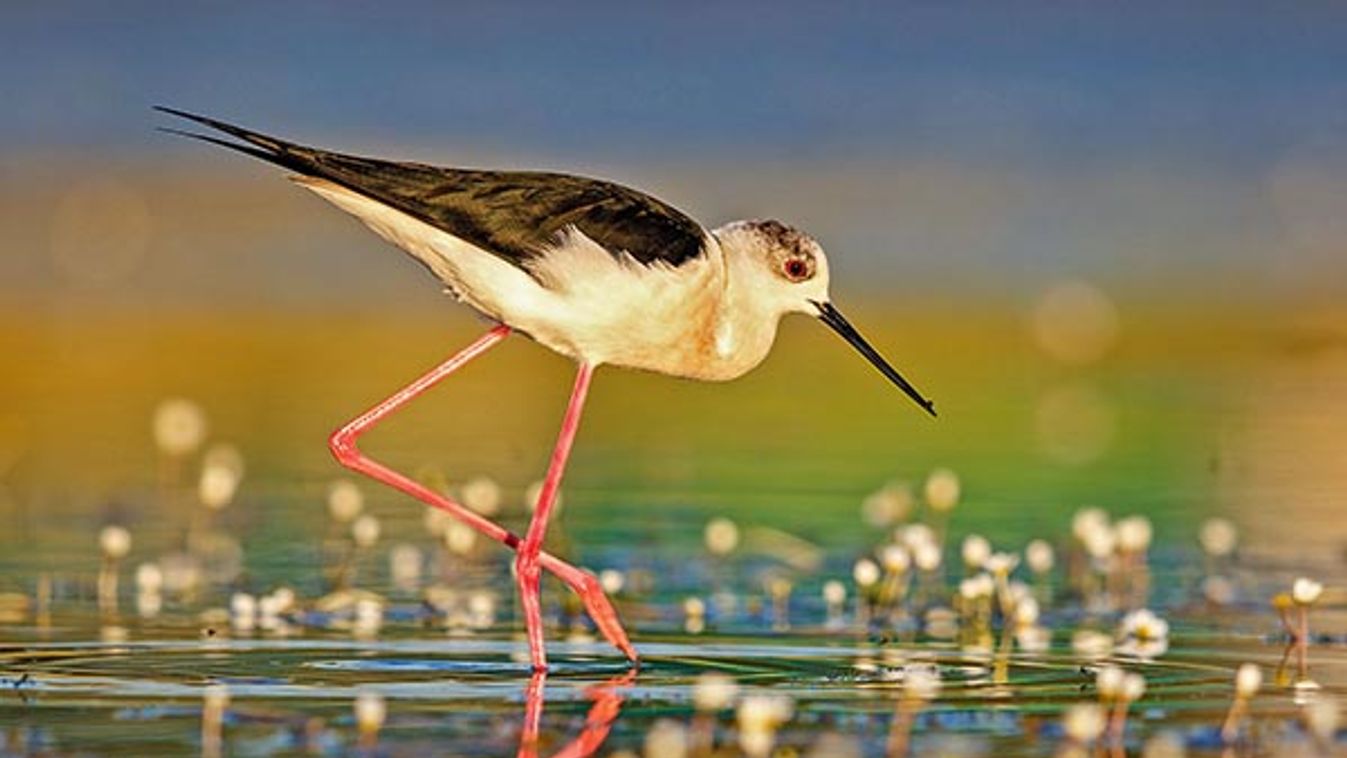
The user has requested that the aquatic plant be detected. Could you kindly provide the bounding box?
[97,525,131,615]
[354,689,386,750]
[737,693,794,758]
[887,666,940,756]
[1221,663,1262,743]
[1291,576,1324,642]
[200,684,229,758]
[1059,703,1106,755]
[1117,608,1169,659]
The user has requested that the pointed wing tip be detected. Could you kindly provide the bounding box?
[153,125,283,166]
[152,105,208,123]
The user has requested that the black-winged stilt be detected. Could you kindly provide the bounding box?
[156,107,935,671]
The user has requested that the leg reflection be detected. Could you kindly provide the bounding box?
[518,669,638,758]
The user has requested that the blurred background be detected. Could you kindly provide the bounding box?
[2,3,1345,571]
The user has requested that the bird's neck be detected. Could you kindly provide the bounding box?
[700,253,784,380]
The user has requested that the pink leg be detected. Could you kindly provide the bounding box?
[327,327,636,663]
[516,363,595,672]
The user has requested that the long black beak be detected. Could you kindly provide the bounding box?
[812,300,936,417]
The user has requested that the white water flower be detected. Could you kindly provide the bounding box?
[1121,672,1146,702]
[327,480,363,523]
[862,483,913,527]
[599,568,624,595]
[1025,539,1055,574]
[693,672,739,712]
[353,598,383,639]
[459,475,501,516]
[704,517,740,556]
[1115,515,1153,553]
[1062,703,1106,743]
[879,544,911,574]
[230,592,257,631]
[422,507,452,538]
[354,689,386,735]
[1120,609,1169,640]
[923,607,959,640]
[134,563,163,593]
[1071,629,1114,660]
[737,693,794,758]
[153,398,207,457]
[822,580,846,606]
[389,544,423,590]
[903,666,942,701]
[959,573,994,600]
[99,525,132,560]
[985,552,1019,576]
[1301,694,1341,744]
[1096,665,1125,699]
[1072,507,1110,542]
[1117,609,1170,659]
[1198,517,1238,557]
[198,448,243,510]
[1081,525,1116,560]
[1005,580,1032,608]
[443,520,476,555]
[853,558,881,588]
[923,468,961,512]
[1013,597,1040,627]
[1016,625,1052,652]
[1203,575,1236,605]
[913,541,943,572]
[645,719,688,758]
[897,523,937,552]
[961,534,991,570]
[352,514,381,549]
[1292,577,1324,605]
[1235,664,1262,699]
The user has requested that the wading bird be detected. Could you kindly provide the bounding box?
[157,107,935,671]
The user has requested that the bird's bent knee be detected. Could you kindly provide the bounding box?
[328,428,359,465]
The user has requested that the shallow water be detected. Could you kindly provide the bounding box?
[1,533,1344,757]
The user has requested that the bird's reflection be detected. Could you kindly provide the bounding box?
[518,668,637,758]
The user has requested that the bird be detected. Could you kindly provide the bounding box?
[155,106,936,672]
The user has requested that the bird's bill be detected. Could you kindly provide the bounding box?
[812,300,937,417]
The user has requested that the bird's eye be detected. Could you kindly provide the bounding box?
[783,258,810,281]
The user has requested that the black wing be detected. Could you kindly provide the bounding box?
[155,107,709,271]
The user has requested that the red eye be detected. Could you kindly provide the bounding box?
[784,259,808,280]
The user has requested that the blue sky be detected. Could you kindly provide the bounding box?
[5,3,1344,168]
[4,3,1347,301]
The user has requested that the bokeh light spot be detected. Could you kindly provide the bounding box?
[1031,280,1119,365]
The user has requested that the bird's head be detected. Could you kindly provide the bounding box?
[714,219,936,417]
